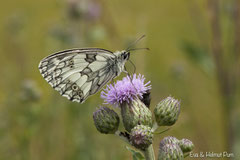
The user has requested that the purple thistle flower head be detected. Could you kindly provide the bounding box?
[101,74,151,106]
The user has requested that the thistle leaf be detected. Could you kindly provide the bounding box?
[126,146,145,160]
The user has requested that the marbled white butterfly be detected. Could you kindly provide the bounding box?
[38,36,147,103]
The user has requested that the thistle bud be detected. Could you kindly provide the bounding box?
[158,143,184,160]
[154,96,180,126]
[178,138,194,153]
[130,125,153,150]
[93,106,119,134]
[121,98,153,132]
[159,136,179,147]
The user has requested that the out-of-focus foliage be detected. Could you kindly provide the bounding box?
[180,40,214,74]
[0,0,239,159]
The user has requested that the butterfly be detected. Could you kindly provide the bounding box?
[38,48,132,103]
[38,36,147,103]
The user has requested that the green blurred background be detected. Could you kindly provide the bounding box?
[0,0,240,159]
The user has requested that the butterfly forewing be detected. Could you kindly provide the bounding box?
[39,48,118,103]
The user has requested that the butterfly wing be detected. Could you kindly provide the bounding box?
[39,48,117,103]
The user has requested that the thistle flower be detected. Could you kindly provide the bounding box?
[93,106,119,134]
[101,74,151,106]
[178,138,194,153]
[158,143,184,160]
[93,72,194,160]
[130,125,153,150]
[154,96,180,126]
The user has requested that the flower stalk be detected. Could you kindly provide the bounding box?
[143,144,155,160]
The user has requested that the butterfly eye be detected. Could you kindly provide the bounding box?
[70,65,74,69]
[123,53,129,60]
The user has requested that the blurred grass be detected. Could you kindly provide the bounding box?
[0,0,238,159]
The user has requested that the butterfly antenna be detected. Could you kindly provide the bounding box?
[126,35,146,51]
[127,47,150,52]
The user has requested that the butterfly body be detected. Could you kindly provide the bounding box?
[39,48,130,103]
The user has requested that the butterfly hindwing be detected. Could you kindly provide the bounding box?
[39,48,117,103]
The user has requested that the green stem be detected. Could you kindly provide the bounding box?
[143,144,155,160]
[184,153,190,158]
[152,122,159,132]
[154,128,170,135]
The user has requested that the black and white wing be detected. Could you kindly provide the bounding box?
[38,48,117,103]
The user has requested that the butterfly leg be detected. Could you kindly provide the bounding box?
[123,66,133,81]
[111,79,114,85]
[123,66,130,76]
[123,67,139,93]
